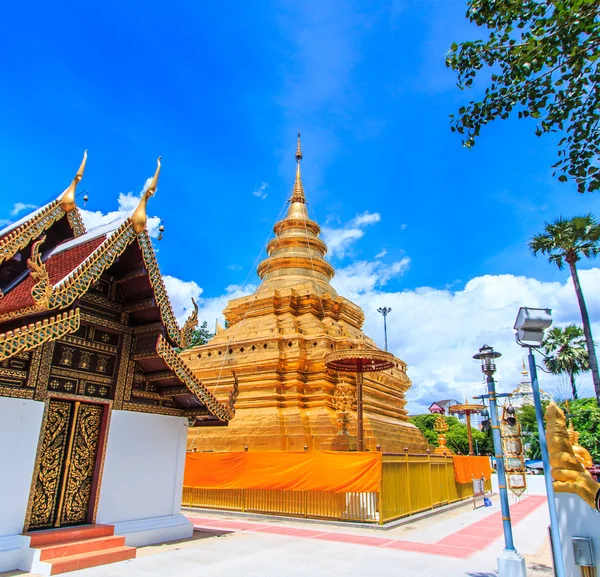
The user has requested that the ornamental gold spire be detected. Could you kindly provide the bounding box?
[290,132,305,204]
[59,150,87,213]
[256,134,335,295]
[132,157,161,234]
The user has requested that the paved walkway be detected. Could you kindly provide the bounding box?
[3,494,553,577]
[186,495,547,560]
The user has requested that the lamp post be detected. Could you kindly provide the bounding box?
[514,307,566,577]
[473,345,527,577]
[377,307,392,352]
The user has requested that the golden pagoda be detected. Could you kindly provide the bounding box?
[181,135,427,452]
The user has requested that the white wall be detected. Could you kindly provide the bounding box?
[0,398,44,537]
[556,493,600,577]
[96,410,188,524]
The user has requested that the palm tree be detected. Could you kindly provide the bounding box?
[530,214,600,405]
[542,325,589,399]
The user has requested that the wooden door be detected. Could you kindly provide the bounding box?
[28,400,104,530]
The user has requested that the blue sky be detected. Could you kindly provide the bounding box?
[1,0,599,408]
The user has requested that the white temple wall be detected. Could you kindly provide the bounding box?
[555,493,600,577]
[95,410,192,546]
[0,397,44,571]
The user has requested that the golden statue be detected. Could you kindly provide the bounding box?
[546,403,600,511]
[433,415,452,455]
[568,420,594,469]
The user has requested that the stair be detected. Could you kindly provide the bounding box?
[24,525,136,575]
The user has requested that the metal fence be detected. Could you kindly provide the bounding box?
[181,453,491,525]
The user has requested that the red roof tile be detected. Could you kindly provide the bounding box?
[0,236,105,315]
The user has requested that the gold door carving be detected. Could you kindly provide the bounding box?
[28,400,104,530]
[29,400,73,530]
[59,403,103,525]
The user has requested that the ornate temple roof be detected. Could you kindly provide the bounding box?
[0,154,235,422]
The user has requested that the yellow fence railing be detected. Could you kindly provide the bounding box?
[181,453,491,525]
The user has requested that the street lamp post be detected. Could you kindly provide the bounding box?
[514,307,566,577]
[473,345,527,577]
[377,307,392,352]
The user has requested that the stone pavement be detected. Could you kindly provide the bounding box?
[3,494,554,577]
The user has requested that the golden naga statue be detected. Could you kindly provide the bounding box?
[567,420,594,469]
[546,403,600,511]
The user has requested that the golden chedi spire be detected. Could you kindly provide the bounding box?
[256,134,335,295]
[132,157,161,234]
[59,150,87,213]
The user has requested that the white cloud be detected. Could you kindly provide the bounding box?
[79,191,161,238]
[322,210,381,259]
[227,264,243,271]
[375,249,387,259]
[252,182,269,200]
[341,269,600,414]
[11,202,36,216]
[400,223,407,231]
[333,258,410,295]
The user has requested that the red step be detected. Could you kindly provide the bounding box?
[26,524,115,547]
[45,546,136,575]
[24,524,136,575]
[38,535,127,561]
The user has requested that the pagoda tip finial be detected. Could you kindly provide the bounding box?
[290,133,305,204]
[132,157,161,234]
[59,150,88,213]
[296,131,302,162]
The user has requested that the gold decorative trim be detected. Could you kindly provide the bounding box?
[26,347,43,389]
[62,334,118,354]
[122,400,182,417]
[35,342,56,401]
[81,293,123,311]
[131,390,163,401]
[0,367,28,380]
[113,331,132,410]
[0,309,80,362]
[138,230,184,347]
[0,201,64,267]
[80,311,132,334]
[67,210,87,238]
[50,367,114,386]
[156,335,234,422]
[133,322,164,335]
[0,385,34,399]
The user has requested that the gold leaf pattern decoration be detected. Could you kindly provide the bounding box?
[180,297,198,349]
[29,400,73,530]
[60,403,103,525]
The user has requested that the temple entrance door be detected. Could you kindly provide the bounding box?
[27,399,105,531]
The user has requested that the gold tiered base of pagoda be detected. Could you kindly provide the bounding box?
[186,405,428,453]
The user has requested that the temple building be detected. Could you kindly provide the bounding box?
[0,154,236,574]
[181,136,427,453]
[509,361,553,409]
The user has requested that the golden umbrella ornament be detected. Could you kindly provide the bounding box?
[449,400,485,455]
[325,345,395,451]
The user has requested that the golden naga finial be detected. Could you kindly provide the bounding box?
[546,403,600,511]
[28,236,52,308]
[290,132,306,204]
[180,297,199,349]
[59,150,88,213]
[132,157,161,234]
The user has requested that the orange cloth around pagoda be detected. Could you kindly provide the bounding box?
[452,456,492,484]
[184,451,382,493]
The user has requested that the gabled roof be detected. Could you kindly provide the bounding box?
[0,155,236,423]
